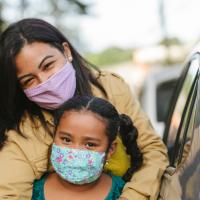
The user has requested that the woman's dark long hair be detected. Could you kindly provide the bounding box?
[54,96,143,182]
[0,18,106,149]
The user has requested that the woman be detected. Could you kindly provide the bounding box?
[32,95,143,200]
[0,18,168,200]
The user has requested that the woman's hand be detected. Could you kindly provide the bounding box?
[118,198,128,200]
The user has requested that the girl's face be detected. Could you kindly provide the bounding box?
[54,111,116,157]
[15,42,72,89]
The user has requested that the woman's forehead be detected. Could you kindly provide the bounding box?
[15,42,61,73]
[16,42,60,60]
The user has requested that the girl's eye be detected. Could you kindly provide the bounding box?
[85,142,97,148]
[61,137,71,144]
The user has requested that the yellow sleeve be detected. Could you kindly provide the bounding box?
[0,132,35,200]
[99,72,169,200]
[104,136,130,176]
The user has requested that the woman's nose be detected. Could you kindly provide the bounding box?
[37,72,48,84]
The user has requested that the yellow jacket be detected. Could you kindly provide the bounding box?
[0,71,169,200]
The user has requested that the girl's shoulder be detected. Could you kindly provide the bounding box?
[32,173,49,200]
[105,174,125,200]
[32,173,124,200]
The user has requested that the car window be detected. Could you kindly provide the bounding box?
[173,78,197,166]
[156,79,178,122]
[178,76,200,200]
[164,54,200,165]
[159,52,200,200]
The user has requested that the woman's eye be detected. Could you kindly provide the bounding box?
[21,78,34,88]
[43,61,54,70]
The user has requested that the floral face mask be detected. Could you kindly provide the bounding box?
[50,143,106,185]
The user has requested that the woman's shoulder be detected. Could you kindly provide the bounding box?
[92,69,136,117]
[95,70,125,87]
[105,174,125,200]
[3,111,53,181]
[92,70,130,98]
[6,110,53,143]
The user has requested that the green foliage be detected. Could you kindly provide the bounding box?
[67,0,89,14]
[159,37,183,46]
[85,47,133,68]
[0,0,91,48]
[48,0,90,16]
[0,1,6,33]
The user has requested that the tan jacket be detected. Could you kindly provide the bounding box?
[0,71,169,200]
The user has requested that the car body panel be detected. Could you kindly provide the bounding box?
[159,48,200,200]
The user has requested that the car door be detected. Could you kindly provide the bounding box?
[158,53,200,200]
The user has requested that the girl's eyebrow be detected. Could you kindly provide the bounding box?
[57,131,101,142]
[18,55,54,81]
[84,137,101,142]
[57,131,71,136]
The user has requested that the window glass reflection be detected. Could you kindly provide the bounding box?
[179,78,200,200]
[166,57,199,162]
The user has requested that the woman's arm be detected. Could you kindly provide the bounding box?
[119,79,169,200]
[0,113,53,200]
[0,133,35,199]
[98,72,169,200]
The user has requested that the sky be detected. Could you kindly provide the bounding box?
[79,0,200,51]
[3,0,200,52]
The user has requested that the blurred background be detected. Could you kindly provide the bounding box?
[1,0,200,137]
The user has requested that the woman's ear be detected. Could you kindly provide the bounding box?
[62,42,73,62]
[106,140,117,160]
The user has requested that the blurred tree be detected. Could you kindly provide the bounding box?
[0,0,91,50]
[68,0,88,14]
[158,0,168,45]
[47,0,89,20]
[159,37,183,46]
[0,1,6,34]
[19,0,28,18]
[85,47,133,67]
[45,0,91,50]
[158,0,171,65]
[0,0,29,33]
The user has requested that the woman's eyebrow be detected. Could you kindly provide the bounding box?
[18,55,54,81]
[18,73,32,81]
[38,55,54,69]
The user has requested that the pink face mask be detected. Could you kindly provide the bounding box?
[24,62,76,110]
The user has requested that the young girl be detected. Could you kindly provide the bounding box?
[32,96,143,200]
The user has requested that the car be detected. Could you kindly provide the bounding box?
[158,44,200,200]
[140,66,182,137]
